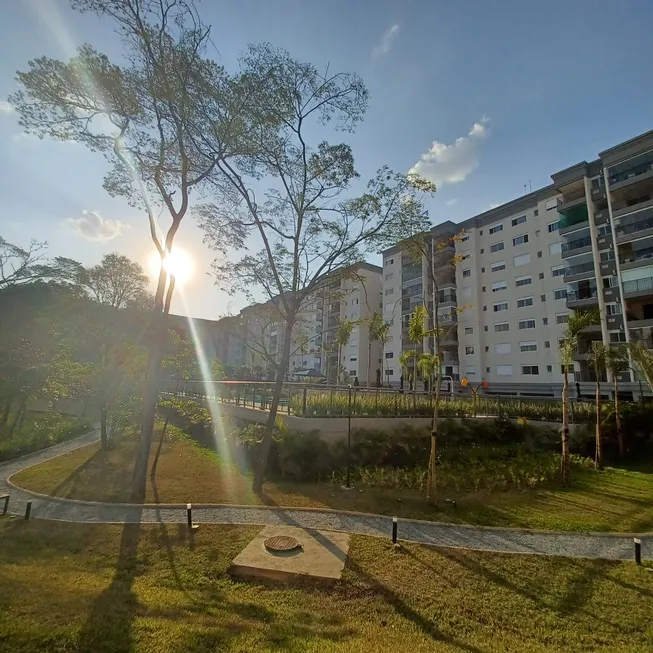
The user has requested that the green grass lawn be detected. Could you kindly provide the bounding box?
[12,431,653,533]
[0,518,651,652]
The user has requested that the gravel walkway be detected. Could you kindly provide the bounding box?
[1,432,651,561]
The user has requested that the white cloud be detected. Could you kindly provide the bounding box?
[0,101,13,115]
[372,24,399,59]
[409,117,490,186]
[66,210,129,242]
[445,199,458,206]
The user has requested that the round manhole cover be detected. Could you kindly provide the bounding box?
[264,535,303,552]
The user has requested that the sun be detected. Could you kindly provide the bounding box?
[148,247,194,286]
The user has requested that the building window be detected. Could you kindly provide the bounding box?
[553,288,568,300]
[350,357,357,362]
[497,365,513,376]
[384,302,394,313]
[606,303,622,315]
[461,235,470,242]
[512,215,527,226]
[482,286,486,292]
[551,265,565,277]
[462,269,471,278]
[534,209,539,216]
[610,332,626,343]
[484,326,489,332]
[548,221,560,233]
[520,341,537,352]
[519,319,536,330]
[513,234,529,246]
[464,326,474,335]
[549,242,562,256]
[515,275,532,287]
[493,302,509,312]
[490,241,504,253]
[544,341,551,348]
[385,352,393,359]
[385,369,394,376]
[489,223,503,234]
[465,346,474,355]
[492,280,507,292]
[547,365,553,373]
[561,364,575,374]
[514,253,531,266]
[601,250,616,262]
[461,250,471,260]
[385,258,394,266]
[495,343,511,354]
[537,251,543,258]
[545,198,558,211]
[556,313,569,325]
[385,288,394,296]
[542,318,548,325]
[541,294,546,302]
[522,365,539,375]
[517,296,534,308]
[385,273,394,281]
[494,322,509,333]
[352,298,359,305]
[491,260,506,272]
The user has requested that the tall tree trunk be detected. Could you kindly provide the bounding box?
[595,379,603,470]
[253,317,294,494]
[8,396,27,438]
[426,250,439,505]
[100,402,108,450]
[0,396,13,429]
[614,376,624,457]
[367,341,372,389]
[561,366,570,486]
[151,380,179,480]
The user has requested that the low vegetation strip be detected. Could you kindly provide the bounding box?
[12,427,653,533]
[0,520,651,652]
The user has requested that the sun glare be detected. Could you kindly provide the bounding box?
[149,248,194,286]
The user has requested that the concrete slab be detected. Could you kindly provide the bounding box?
[229,525,350,582]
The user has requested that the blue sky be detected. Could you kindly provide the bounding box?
[2,0,653,319]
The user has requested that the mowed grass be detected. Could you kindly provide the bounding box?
[0,519,652,652]
[12,432,653,533]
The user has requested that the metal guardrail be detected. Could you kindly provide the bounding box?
[159,380,599,423]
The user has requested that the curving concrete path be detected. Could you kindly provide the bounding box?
[1,432,651,561]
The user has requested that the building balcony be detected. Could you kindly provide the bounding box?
[563,260,595,283]
[620,246,653,270]
[615,221,653,246]
[567,289,598,308]
[561,235,593,259]
[622,276,653,298]
[557,190,586,214]
[613,197,653,221]
[609,163,653,191]
[628,317,653,329]
[438,312,458,325]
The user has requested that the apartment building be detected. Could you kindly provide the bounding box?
[382,129,653,397]
[555,130,653,395]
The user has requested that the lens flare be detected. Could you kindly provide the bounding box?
[149,248,194,286]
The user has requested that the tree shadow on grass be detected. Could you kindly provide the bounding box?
[74,519,142,653]
[50,446,106,497]
[257,492,483,653]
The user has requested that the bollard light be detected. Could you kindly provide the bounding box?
[634,537,642,565]
[24,501,32,521]
[392,516,398,545]
[187,502,199,531]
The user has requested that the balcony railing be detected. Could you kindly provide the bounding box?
[567,289,598,302]
[615,217,653,238]
[564,261,595,277]
[438,312,458,323]
[620,247,653,265]
[622,276,653,294]
[609,162,653,186]
[562,236,592,253]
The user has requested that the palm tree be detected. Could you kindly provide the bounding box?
[408,305,428,391]
[627,341,653,394]
[605,345,629,457]
[398,350,414,389]
[334,319,356,385]
[365,311,384,388]
[417,353,439,395]
[560,310,599,485]
[588,341,607,470]
[377,320,392,387]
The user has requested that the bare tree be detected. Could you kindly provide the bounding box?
[197,45,433,491]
